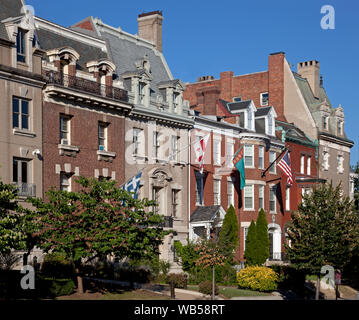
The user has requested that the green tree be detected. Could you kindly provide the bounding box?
[244,220,258,266]
[0,181,26,255]
[353,162,359,212]
[285,183,359,299]
[256,209,270,265]
[218,205,239,263]
[174,240,199,273]
[29,177,170,293]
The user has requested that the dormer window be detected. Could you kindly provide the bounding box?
[233,96,242,102]
[323,115,329,130]
[138,82,146,105]
[173,92,180,111]
[260,92,269,106]
[17,29,26,63]
[337,120,343,136]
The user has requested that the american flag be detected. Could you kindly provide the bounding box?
[277,150,293,185]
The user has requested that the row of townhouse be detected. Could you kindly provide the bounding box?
[0,0,355,270]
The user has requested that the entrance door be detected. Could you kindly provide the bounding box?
[269,232,273,260]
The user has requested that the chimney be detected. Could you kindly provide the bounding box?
[297,60,320,98]
[137,11,163,52]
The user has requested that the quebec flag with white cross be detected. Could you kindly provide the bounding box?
[122,172,142,199]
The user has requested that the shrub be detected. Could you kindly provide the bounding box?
[41,252,75,279]
[199,280,219,296]
[166,273,187,288]
[237,266,278,292]
[270,265,306,294]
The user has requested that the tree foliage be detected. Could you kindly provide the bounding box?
[218,205,239,263]
[28,177,170,269]
[244,220,257,266]
[256,209,270,265]
[195,240,226,269]
[0,182,26,255]
[174,240,199,272]
[285,183,359,275]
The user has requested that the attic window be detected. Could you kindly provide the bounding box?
[17,29,26,63]
[260,92,269,106]
[337,120,343,136]
[323,115,329,130]
[233,97,242,102]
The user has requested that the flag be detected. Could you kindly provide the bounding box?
[233,146,245,190]
[194,134,209,174]
[122,172,142,199]
[277,151,293,186]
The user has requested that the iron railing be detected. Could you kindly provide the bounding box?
[43,70,129,102]
[13,183,36,197]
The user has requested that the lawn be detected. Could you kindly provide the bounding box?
[186,285,271,298]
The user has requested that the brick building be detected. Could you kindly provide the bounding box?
[184,52,354,197]
[36,17,131,195]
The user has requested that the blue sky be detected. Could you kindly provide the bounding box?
[26,0,359,165]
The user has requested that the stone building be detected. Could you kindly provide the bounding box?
[72,12,194,271]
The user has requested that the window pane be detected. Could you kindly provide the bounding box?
[21,161,27,183]
[13,98,19,128]
[22,114,29,130]
[21,100,29,115]
[13,114,19,128]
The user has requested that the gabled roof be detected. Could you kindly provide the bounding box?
[276,120,315,146]
[255,106,272,117]
[0,0,24,42]
[226,100,252,112]
[190,205,224,223]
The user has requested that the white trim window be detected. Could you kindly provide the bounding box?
[170,135,179,162]
[285,187,290,211]
[270,186,276,213]
[260,92,269,106]
[337,155,344,174]
[60,115,71,145]
[226,142,234,168]
[307,156,311,176]
[269,151,276,174]
[133,128,142,156]
[171,189,180,217]
[244,184,254,211]
[152,131,160,159]
[138,82,146,105]
[323,151,329,171]
[244,144,254,168]
[227,180,234,208]
[98,122,107,151]
[16,28,26,63]
[213,139,221,166]
[259,185,264,210]
[300,155,305,174]
[214,179,221,205]
[13,97,30,130]
[323,115,329,130]
[258,146,264,169]
[60,173,71,192]
[337,120,343,136]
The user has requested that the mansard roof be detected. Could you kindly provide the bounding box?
[36,24,108,70]
[0,0,24,42]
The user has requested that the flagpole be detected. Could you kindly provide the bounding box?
[261,148,288,178]
[120,169,144,189]
[169,133,211,161]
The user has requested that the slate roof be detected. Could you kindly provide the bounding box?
[97,30,172,95]
[255,106,272,117]
[36,27,108,70]
[190,205,222,223]
[226,100,252,112]
[0,0,24,42]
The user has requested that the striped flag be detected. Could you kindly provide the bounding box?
[277,151,293,186]
[122,172,142,199]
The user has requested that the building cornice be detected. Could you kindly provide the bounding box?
[318,131,354,148]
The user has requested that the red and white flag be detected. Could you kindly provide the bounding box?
[277,150,294,186]
[194,134,209,174]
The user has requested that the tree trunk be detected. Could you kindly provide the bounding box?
[76,268,84,294]
[212,265,215,300]
[315,276,320,300]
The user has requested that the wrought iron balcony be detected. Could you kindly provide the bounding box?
[43,70,129,103]
[158,216,174,228]
[13,183,36,198]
